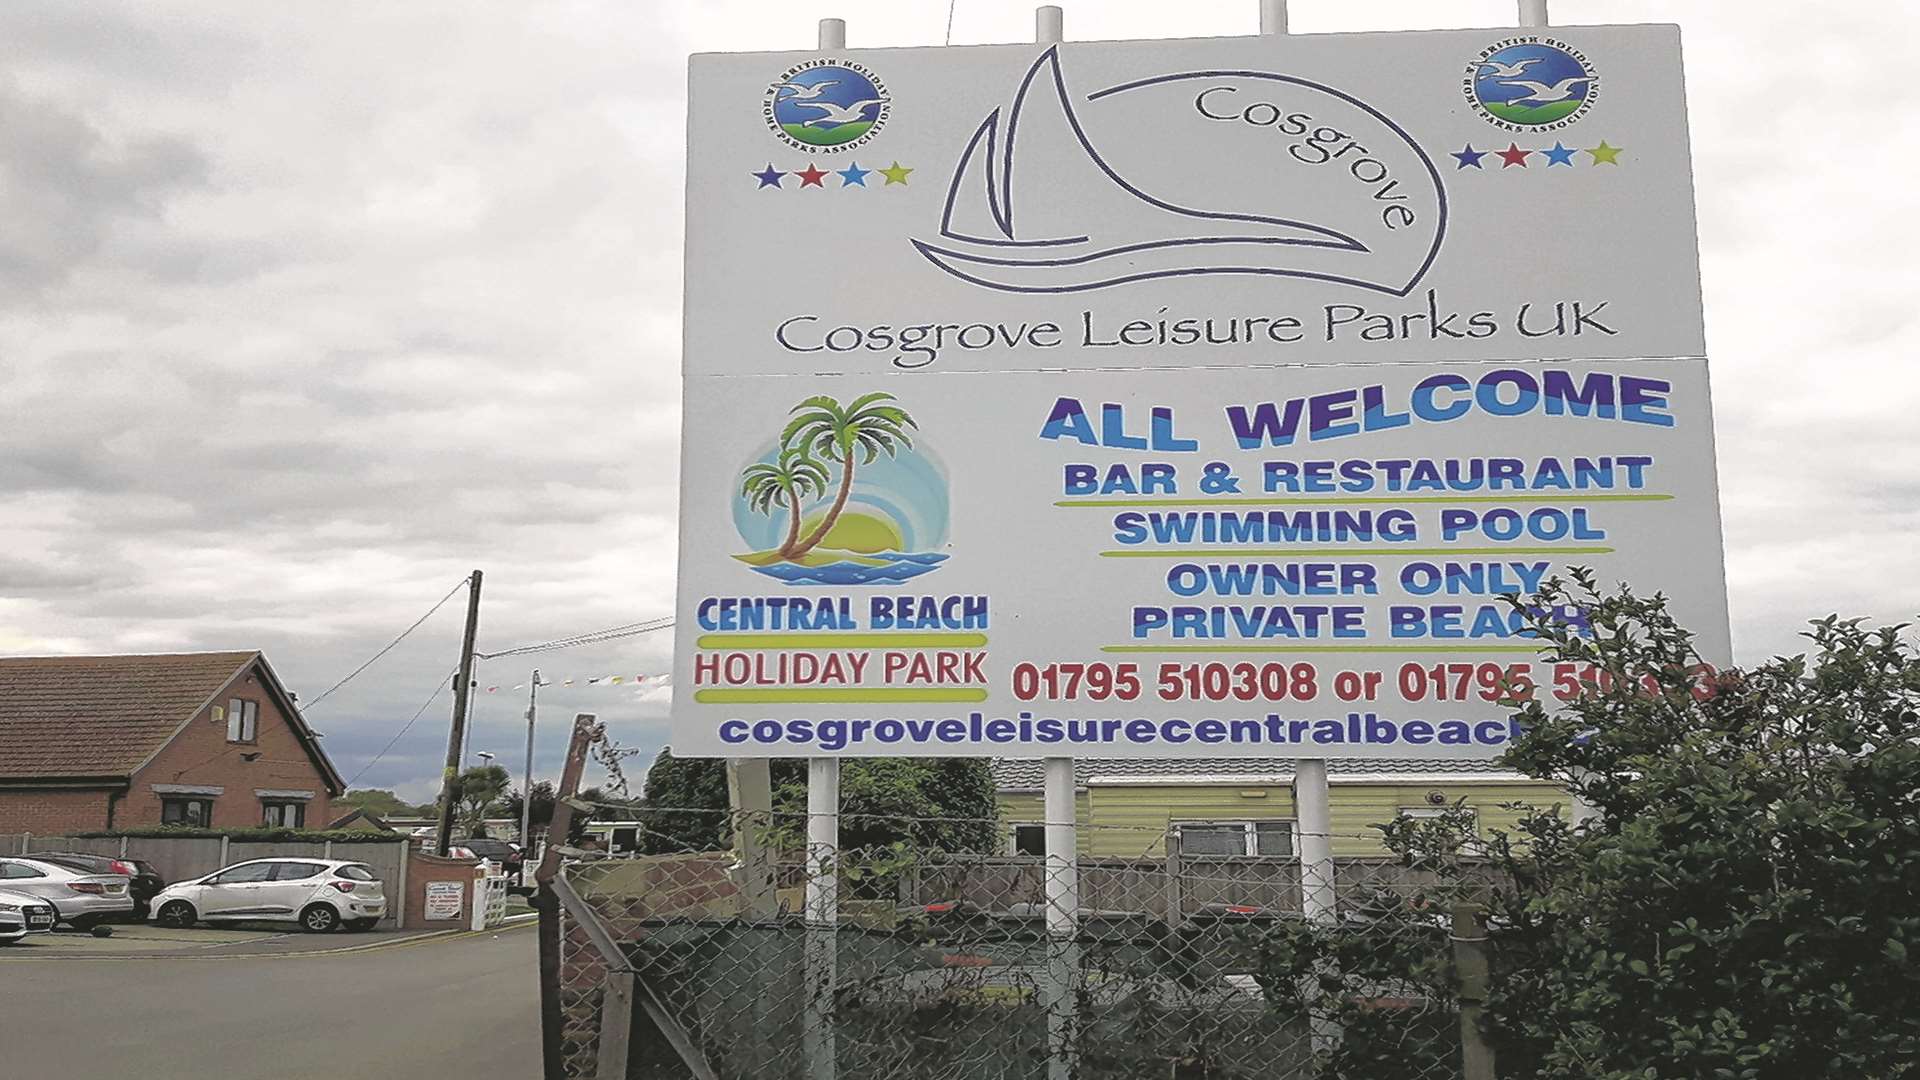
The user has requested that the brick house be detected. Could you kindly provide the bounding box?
[0,651,344,834]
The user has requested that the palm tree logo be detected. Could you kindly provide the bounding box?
[733,392,948,585]
[739,447,832,559]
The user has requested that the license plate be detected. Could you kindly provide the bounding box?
[27,913,53,928]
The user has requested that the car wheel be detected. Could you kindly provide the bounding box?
[300,904,341,933]
[156,900,197,929]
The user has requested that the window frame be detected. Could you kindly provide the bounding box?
[206,862,275,886]
[1008,822,1046,857]
[225,697,259,743]
[1172,819,1297,858]
[269,862,325,881]
[260,799,306,829]
[161,796,215,827]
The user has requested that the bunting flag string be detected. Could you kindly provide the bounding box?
[482,672,672,693]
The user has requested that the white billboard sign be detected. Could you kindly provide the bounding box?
[674,25,1725,758]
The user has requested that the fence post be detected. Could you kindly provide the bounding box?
[394,839,409,930]
[119,836,129,858]
[1162,826,1183,929]
[1453,903,1497,1080]
[324,839,334,859]
[597,970,636,1080]
[536,713,601,1080]
[19,833,28,854]
[219,835,230,868]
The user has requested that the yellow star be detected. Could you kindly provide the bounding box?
[880,160,913,185]
[1586,140,1624,165]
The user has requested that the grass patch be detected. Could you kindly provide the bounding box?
[780,120,872,146]
[1484,99,1583,125]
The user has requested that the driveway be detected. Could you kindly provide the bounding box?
[0,921,541,1079]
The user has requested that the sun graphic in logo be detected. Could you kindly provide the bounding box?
[1465,40,1599,130]
[763,59,891,152]
[732,393,950,586]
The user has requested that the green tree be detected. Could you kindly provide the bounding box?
[498,781,556,838]
[454,764,511,837]
[779,392,915,559]
[1254,572,1920,1079]
[337,788,416,818]
[741,446,832,558]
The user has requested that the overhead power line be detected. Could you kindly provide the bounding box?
[304,574,473,711]
[475,617,674,661]
[344,669,458,788]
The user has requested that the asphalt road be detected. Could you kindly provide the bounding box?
[0,924,542,1079]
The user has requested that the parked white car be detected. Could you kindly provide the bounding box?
[0,887,58,943]
[149,858,386,933]
[0,857,135,929]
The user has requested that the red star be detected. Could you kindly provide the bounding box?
[1497,143,1532,168]
[796,164,828,188]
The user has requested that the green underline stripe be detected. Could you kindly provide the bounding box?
[1102,644,1546,654]
[1057,494,1672,507]
[1098,546,1614,558]
[697,633,988,649]
[694,688,990,703]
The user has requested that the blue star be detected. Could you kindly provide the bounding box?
[1452,143,1486,169]
[836,162,872,187]
[752,164,786,189]
[1542,142,1577,167]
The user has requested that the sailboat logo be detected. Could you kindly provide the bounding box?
[912,47,1447,295]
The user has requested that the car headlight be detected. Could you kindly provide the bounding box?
[0,902,20,914]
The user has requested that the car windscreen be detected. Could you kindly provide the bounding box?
[335,865,377,882]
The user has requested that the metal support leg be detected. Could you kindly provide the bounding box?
[1042,756,1078,1080]
[804,757,839,1080]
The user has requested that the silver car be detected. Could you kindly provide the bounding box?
[0,857,135,929]
[0,887,58,943]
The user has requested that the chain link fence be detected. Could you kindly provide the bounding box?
[542,807,1497,1079]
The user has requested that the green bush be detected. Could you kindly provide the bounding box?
[1257,571,1920,1079]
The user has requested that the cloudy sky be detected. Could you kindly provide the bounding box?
[1,1,1912,802]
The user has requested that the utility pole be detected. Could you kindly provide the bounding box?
[435,569,484,855]
[521,668,539,864]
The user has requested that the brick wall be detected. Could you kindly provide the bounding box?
[123,662,335,830]
[0,788,115,833]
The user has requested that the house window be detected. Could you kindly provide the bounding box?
[161,797,214,827]
[226,698,259,742]
[261,800,306,828]
[1175,820,1295,857]
[1009,823,1046,856]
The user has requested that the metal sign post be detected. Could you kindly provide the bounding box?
[801,27,849,1079]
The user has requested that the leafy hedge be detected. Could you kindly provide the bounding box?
[67,826,409,844]
[1257,571,1920,1079]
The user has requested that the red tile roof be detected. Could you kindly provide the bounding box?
[0,651,263,779]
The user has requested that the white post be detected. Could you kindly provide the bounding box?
[803,757,840,1080]
[1519,0,1549,28]
[1294,760,1334,923]
[1034,8,1075,1072]
[818,16,846,50]
[1259,0,1288,35]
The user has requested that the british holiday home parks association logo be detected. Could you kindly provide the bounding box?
[764,59,891,152]
[1464,38,1598,131]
